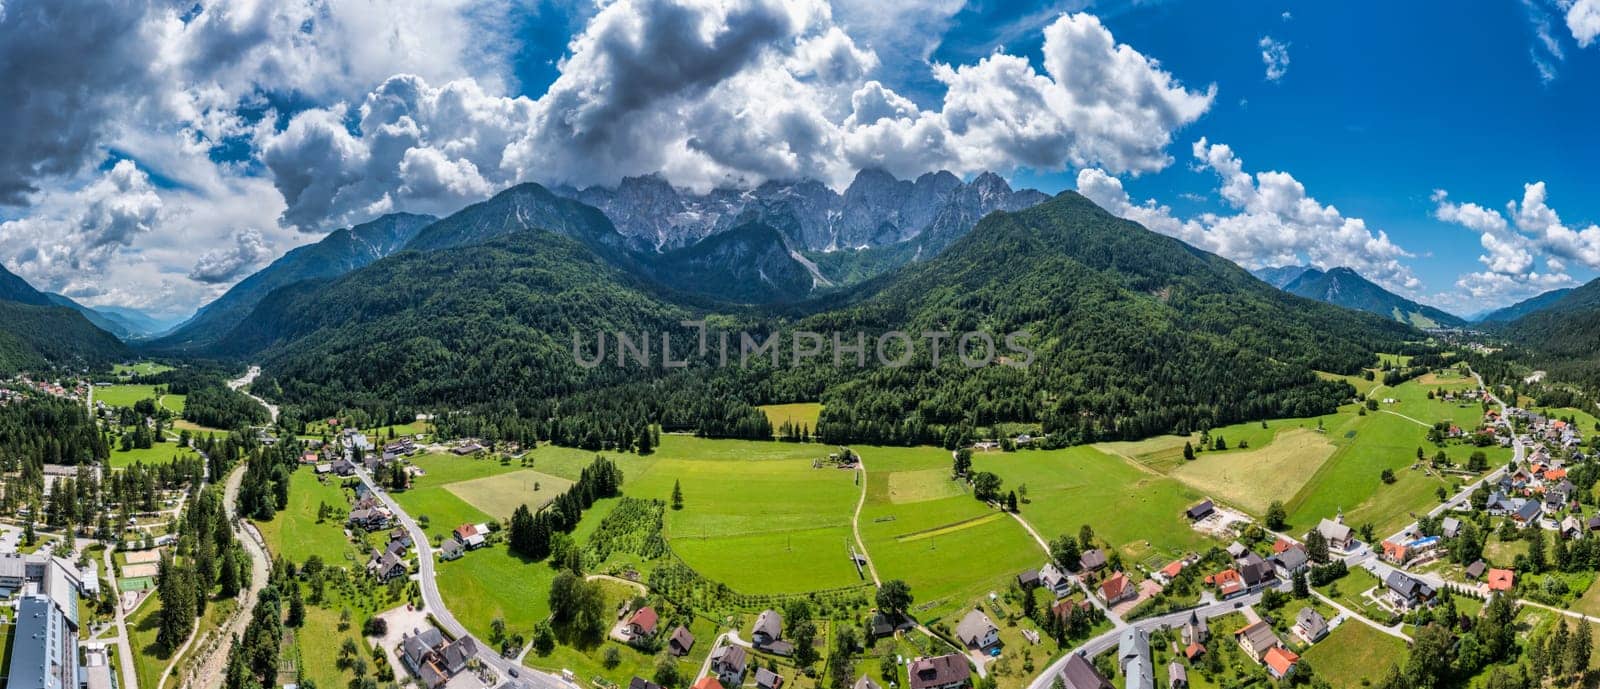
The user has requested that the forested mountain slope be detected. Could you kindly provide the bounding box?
[150,212,436,350]
[1282,267,1465,328]
[773,192,1416,443]
[0,264,128,372]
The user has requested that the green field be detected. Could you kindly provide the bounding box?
[1301,619,1409,686]
[438,544,562,641]
[973,445,1214,565]
[628,436,864,594]
[1167,427,1339,515]
[114,362,175,377]
[855,446,1041,620]
[254,469,358,566]
[158,394,186,414]
[758,402,823,430]
[109,443,199,469]
[445,469,574,517]
[97,385,161,408]
[394,453,529,539]
[128,598,172,689]
[1097,407,1354,474]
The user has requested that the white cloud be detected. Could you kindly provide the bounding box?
[1077,139,1421,293]
[1258,36,1290,81]
[189,229,272,284]
[0,2,1217,312]
[265,7,1214,227]
[1571,0,1600,47]
[1430,182,1600,305]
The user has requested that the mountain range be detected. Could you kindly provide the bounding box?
[1252,265,1467,328]
[1477,287,1576,323]
[196,185,1413,443]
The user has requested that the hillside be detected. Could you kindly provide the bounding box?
[780,192,1417,443]
[1478,287,1575,323]
[151,212,436,350]
[1496,279,1600,398]
[1282,267,1466,328]
[0,264,128,371]
[228,189,1414,448]
[642,223,822,303]
[0,301,128,373]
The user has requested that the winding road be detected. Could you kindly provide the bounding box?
[351,465,568,689]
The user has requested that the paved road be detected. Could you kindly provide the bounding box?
[1005,511,1122,627]
[352,466,569,689]
[105,547,140,689]
[1025,588,1270,689]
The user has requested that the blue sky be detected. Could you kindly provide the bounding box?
[1,0,1597,317]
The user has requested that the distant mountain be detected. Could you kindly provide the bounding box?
[643,223,825,304]
[1281,267,1466,328]
[404,184,633,257]
[0,265,127,371]
[43,294,178,339]
[150,212,436,350]
[1478,287,1575,323]
[1252,265,1315,289]
[554,168,1048,283]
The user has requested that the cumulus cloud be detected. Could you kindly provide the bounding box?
[0,0,157,204]
[1259,36,1290,81]
[189,229,271,283]
[267,7,1214,229]
[1430,183,1599,303]
[1077,139,1421,292]
[0,160,161,292]
[1568,0,1600,47]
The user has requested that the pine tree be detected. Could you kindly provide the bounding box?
[1292,570,1309,598]
[1569,615,1592,677]
[1005,491,1018,512]
[286,583,306,628]
[637,426,653,455]
[1182,442,1195,461]
[671,480,684,511]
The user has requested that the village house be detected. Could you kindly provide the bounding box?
[1098,572,1135,606]
[1184,500,1215,521]
[1180,611,1208,647]
[398,627,479,689]
[1294,608,1328,643]
[752,609,793,655]
[1385,571,1437,611]
[1315,518,1355,552]
[1167,661,1187,689]
[1057,654,1112,689]
[710,645,749,687]
[1079,549,1108,572]
[907,654,970,689]
[453,523,488,549]
[347,506,393,531]
[1487,568,1516,592]
[1234,620,1279,663]
[1016,568,1040,590]
[438,538,465,561]
[1270,546,1308,580]
[1118,628,1154,689]
[627,606,659,638]
[955,609,1000,651]
[669,626,695,656]
[629,678,663,689]
[1038,563,1075,598]
[755,668,785,689]
[367,550,407,581]
[1264,647,1300,680]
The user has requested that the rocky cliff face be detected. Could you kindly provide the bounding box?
[554,168,1047,254]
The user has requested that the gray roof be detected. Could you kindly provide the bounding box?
[1079,549,1107,570]
[1166,661,1187,687]
[755,668,784,688]
[1515,500,1543,521]
[1271,546,1308,571]
[12,595,76,689]
[854,676,884,689]
[753,609,783,640]
[1385,570,1435,599]
[955,609,997,646]
[712,644,747,672]
[1058,654,1112,689]
[1296,607,1327,633]
[1317,519,1352,541]
[1118,628,1154,689]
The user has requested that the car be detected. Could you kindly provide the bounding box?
[509,668,520,678]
